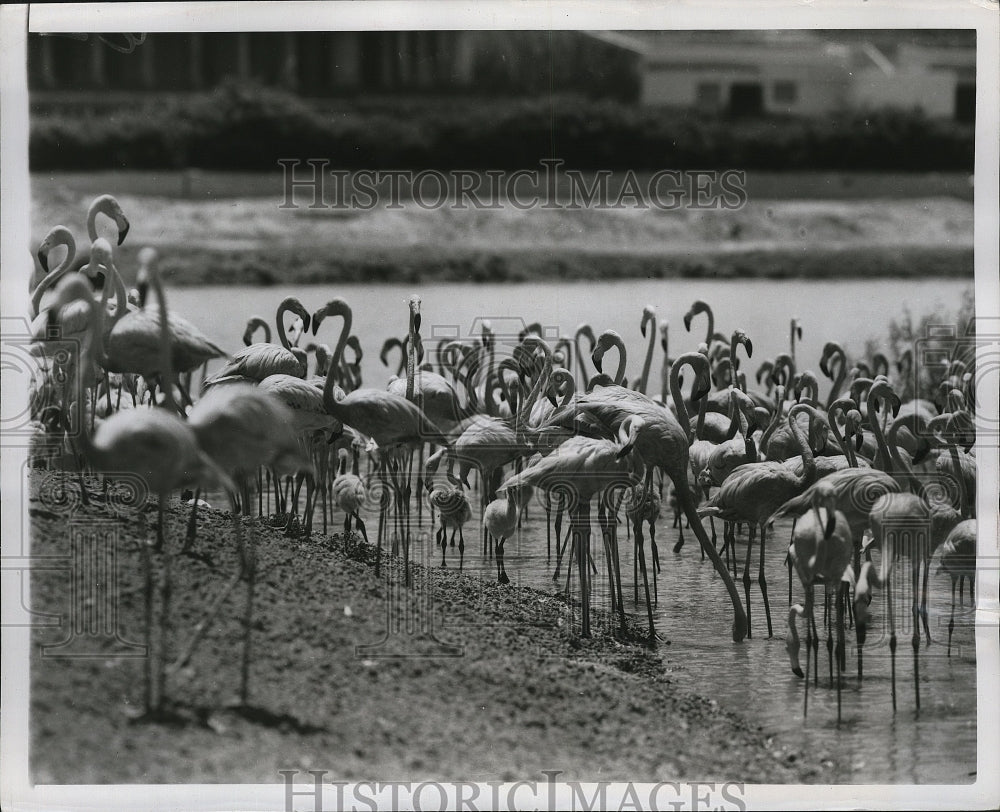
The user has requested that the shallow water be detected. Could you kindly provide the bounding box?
[446,508,977,785]
[168,278,971,391]
[172,278,976,784]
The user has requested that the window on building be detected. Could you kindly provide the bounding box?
[696,82,722,108]
[774,81,798,104]
[729,82,764,117]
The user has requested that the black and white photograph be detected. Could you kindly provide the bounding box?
[1,2,998,810]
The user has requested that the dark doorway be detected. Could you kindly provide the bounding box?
[729,82,764,117]
[955,83,975,124]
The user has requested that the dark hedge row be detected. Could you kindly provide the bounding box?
[30,80,975,171]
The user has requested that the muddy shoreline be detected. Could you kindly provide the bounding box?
[29,473,818,785]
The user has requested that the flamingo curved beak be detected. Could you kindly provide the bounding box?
[117,217,130,246]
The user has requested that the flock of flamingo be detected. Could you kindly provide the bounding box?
[29,195,978,724]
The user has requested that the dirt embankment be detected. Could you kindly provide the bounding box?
[29,474,814,785]
[30,173,974,285]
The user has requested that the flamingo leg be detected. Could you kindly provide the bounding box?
[758,523,773,637]
[826,590,834,686]
[886,557,897,712]
[786,550,793,607]
[496,536,509,585]
[836,581,845,724]
[238,515,257,707]
[141,533,155,716]
[803,585,812,718]
[741,530,754,638]
[155,496,173,712]
[649,518,659,604]
[920,552,932,646]
[948,579,956,657]
[576,501,591,638]
[633,473,656,642]
[457,525,465,569]
[182,487,200,553]
[356,513,370,548]
[911,553,921,711]
[597,500,615,614]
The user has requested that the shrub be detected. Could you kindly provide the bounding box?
[29,81,976,171]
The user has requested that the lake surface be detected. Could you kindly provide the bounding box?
[171,278,976,784]
[168,278,971,392]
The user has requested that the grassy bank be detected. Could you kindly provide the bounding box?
[29,474,817,784]
[79,242,974,287]
[30,171,973,285]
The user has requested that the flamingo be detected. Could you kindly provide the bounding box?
[387,296,464,431]
[423,447,472,568]
[819,341,849,409]
[590,329,629,387]
[937,518,976,657]
[573,323,597,392]
[316,298,449,583]
[540,371,748,643]
[183,382,314,705]
[47,264,232,719]
[242,316,271,346]
[851,381,965,710]
[332,445,371,551]
[204,297,311,388]
[85,247,227,404]
[32,195,131,293]
[683,299,728,351]
[632,306,657,394]
[785,479,855,722]
[656,319,675,406]
[789,317,803,367]
[498,432,643,635]
[32,226,81,319]
[699,403,823,638]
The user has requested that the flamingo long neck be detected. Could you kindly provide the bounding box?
[30,234,77,318]
[574,328,593,391]
[405,307,417,402]
[148,266,179,415]
[558,373,576,407]
[504,489,519,522]
[949,443,967,517]
[87,199,109,242]
[610,338,627,387]
[695,386,708,441]
[724,391,741,441]
[275,300,299,351]
[828,405,853,465]
[758,388,785,454]
[701,307,714,347]
[248,318,271,344]
[321,307,354,418]
[101,256,128,334]
[395,339,406,377]
[330,309,353,384]
[788,408,817,487]
[827,352,847,409]
[483,370,498,416]
[659,328,671,405]
[638,322,654,395]
[516,357,550,432]
[668,360,694,443]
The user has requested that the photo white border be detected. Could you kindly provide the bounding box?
[2,2,998,810]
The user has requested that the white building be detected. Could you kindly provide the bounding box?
[589,31,975,121]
